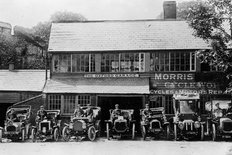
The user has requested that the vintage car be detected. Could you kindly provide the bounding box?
[205,100,232,141]
[62,106,101,141]
[0,105,31,142]
[140,107,170,140]
[105,109,135,140]
[173,93,205,140]
[31,110,61,142]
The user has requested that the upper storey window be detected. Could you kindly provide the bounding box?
[150,51,196,72]
[101,53,145,72]
[53,54,95,73]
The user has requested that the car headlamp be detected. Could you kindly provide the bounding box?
[178,122,184,130]
[69,123,73,129]
[82,122,86,129]
[194,121,201,128]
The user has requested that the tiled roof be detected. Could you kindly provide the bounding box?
[43,78,149,94]
[48,20,211,52]
[0,70,48,92]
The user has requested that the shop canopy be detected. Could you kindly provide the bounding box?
[43,78,149,94]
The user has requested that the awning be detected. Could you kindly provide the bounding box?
[43,78,149,94]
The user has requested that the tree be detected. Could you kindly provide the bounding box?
[186,0,232,91]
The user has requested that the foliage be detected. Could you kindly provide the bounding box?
[186,0,232,91]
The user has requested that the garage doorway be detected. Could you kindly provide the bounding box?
[0,103,13,127]
[98,96,144,136]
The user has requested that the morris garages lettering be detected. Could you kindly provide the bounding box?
[153,73,194,81]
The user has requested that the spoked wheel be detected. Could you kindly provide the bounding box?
[200,125,204,141]
[88,126,96,141]
[31,128,36,142]
[0,129,2,142]
[62,126,70,142]
[132,123,135,140]
[166,125,170,140]
[53,128,59,142]
[106,123,110,140]
[174,124,178,141]
[212,124,217,141]
[21,129,25,142]
[141,125,146,140]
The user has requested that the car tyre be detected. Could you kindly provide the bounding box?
[21,129,25,142]
[106,123,110,140]
[200,125,204,141]
[212,124,217,141]
[0,129,2,142]
[166,125,170,140]
[62,126,70,142]
[141,125,146,140]
[31,128,36,142]
[88,126,96,141]
[174,124,178,141]
[53,128,59,142]
[132,123,135,140]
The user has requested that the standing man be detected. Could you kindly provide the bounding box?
[142,104,152,122]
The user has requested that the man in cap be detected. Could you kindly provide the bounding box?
[111,104,121,121]
[226,102,232,114]
[85,103,94,122]
[36,105,47,122]
[213,103,223,118]
[73,104,84,118]
[142,104,152,118]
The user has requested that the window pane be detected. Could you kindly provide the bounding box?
[48,94,61,110]
[63,95,76,114]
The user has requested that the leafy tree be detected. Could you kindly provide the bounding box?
[186,0,232,91]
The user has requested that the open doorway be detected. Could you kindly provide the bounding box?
[98,96,144,136]
[0,103,13,127]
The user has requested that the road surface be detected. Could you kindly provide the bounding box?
[0,138,232,155]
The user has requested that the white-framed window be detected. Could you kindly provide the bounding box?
[101,52,145,72]
[150,51,196,72]
[53,54,95,73]
[48,94,62,110]
[47,94,92,114]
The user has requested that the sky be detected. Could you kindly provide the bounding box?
[0,0,190,28]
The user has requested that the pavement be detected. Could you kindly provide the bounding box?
[1,138,232,155]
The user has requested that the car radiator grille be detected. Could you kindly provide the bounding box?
[151,121,160,129]
[73,121,83,131]
[40,122,49,131]
[223,122,232,131]
[115,122,127,131]
[7,125,16,132]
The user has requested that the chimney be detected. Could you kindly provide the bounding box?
[9,63,14,71]
[163,1,177,19]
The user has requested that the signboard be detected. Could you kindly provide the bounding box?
[150,73,226,95]
[84,74,139,78]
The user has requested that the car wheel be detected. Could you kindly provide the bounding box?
[31,128,36,142]
[141,125,146,140]
[132,123,135,140]
[53,128,59,142]
[21,129,25,142]
[106,123,110,140]
[166,125,170,140]
[174,124,178,141]
[200,125,204,141]
[62,126,70,142]
[212,124,217,141]
[88,126,96,141]
[0,129,2,142]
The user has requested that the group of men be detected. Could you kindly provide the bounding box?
[72,103,94,121]
[213,102,232,117]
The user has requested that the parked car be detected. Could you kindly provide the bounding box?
[140,107,170,140]
[205,100,232,141]
[172,93,205,140]
[105,109,135,140]
[0,105,31,142]
[31,110,61,142]
[62,106,101,141]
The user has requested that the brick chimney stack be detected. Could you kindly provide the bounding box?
[163,1,177,20]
